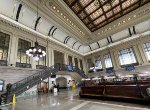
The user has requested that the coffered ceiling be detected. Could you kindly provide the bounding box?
[63,0,149,32]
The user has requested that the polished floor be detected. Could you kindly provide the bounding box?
[0,89,150,110]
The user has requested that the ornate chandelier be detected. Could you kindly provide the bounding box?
[26,41,46,61]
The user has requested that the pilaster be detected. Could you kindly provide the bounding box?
[31,41,36,69]
[113,51,121,69]
[8,35,18,66]
[51,49,54,65]
[133,45,143,65]
[101,54,106,73]
[77,58,80,69]
[137,43,149,64]
[110,51,117,69]
[64,53,68,65]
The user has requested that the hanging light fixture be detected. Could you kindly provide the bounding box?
[26,0,46,61]
[26,41,46,61]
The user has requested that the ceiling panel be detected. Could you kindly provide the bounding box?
[63,0,150,32]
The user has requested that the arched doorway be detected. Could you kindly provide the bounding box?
[56,77,67,89]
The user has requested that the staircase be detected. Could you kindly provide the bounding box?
[0,64,87,104]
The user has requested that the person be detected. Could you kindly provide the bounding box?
[6,83,12,96]
[53,83,56,88]
[53,83,57,93]
[57,83,60,92]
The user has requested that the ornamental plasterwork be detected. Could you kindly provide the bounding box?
[92,3,150,43]
[0,19,83,59]
[50,1,150,44]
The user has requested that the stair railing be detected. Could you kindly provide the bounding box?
[6,64,59,103]
[5,64,87,103]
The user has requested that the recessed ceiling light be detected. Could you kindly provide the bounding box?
[70,21,71,23]
[128,18,131,20]
[123,20,125,23]
[133,15,136,18]
[60,13,63,16]
[64,16,66,18]
[57,10,59,12]
[53,6,56,9]
[67,18,69,21]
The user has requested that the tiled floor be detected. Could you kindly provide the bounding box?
[0,90,150,110]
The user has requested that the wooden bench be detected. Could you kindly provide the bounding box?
[79,81,150,100]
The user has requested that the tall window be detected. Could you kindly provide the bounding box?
[143,42,150,61]
[17,38,31,64]
[0,32,10,61]
[95,56,102,69]
[104,54,113,68]
[68,56,73,65]
[0,80,4,92]
[118,48,137,65]
[36,45,46,66]
[74,58,78,67]
[80,59,83,70]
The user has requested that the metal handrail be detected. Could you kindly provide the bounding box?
[4,64,87,103]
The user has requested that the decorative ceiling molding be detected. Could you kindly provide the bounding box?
[63,0,149,32]
[0,12,150,56]
[56,1,150,43]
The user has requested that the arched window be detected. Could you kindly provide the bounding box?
[104,54,113,68]
[118,48,137,65]
[0,80,4,92]
[0,31,10,64]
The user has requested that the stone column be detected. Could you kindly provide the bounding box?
[45,43,49,67]
[78,58,80,69]
[72,56,75,66]
[8,35,18,67]
[101,54,106,73]
[48,47,53,66]
[64,53,68,65]
[82,58,87,74]
[110,51,117,69]
[133,45,143,65]
[137,43,149,65]
[31,41,37,69]
[113,51,121,69]
[51,49,54,65]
